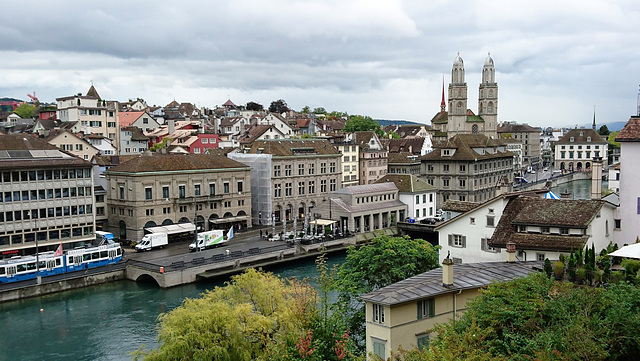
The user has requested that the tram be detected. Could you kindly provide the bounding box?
[0,243,123,283]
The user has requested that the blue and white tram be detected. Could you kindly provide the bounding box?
[0,244,123,283]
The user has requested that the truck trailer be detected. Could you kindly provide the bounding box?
[134,223,196,252]
[188,230,227,251]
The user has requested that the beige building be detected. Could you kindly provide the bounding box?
[45,129,99,161]
[335,135,360,187]
[554,128,608,171]
[56,85,118,142]
[497,122,541,169]
[0,134,96,257]
[356,131,388,185]
[239,139,342,223]
[315,183,406,233]
[104,153,252,243]
[360,259,542,360]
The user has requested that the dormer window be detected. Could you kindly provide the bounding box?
[587,137,591,142]
[518,225,527,233]
[570,137,574,142]
[442,149,451,156]
[579,131,584,136]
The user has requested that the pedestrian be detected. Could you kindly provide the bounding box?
[260,230,263,239]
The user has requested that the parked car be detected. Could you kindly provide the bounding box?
[405,218,415,223]
[420,217,437,225]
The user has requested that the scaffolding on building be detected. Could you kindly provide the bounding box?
[228,153,273,226]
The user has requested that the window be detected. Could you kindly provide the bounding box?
[416,195,420,204]
[519,225,527,233]
[469,217,475,225]
[486,215,495,227]
[162,186,169,199]
[417,298,435,319]
[459,164,466,172]
[320,162,326,174]
[178,185,186,198]
[298,182,305,195]
[119,186,125,200]
[298,164,305,176]
[560,227,569,235]
[308,163,315,175]
[449,234,466,248]
[274,165,281,177]
[194,184,201,196]
[541,226,550,234]
[274,184,281,198]
[223,182,230,194]
[537,253,546,261]
[285,164,292,176]
[614,219,621,230]
[443,164,450,172]
[320,180,327,193]
[330,179,337,191]
[285,182,292,197]
[344,156,349,162]
[145,187,152,200]
[308,181,315,194]
[330,162,336,173]
[372,304,385,323]
[237,181,243,193]
[443,179,449,187]
[372,339,386,360]
[427,164,434,171]
[481,238,499,253]
[459,179,466,187]
[209,183,215,196]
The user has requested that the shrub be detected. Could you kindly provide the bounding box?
[544,259,552,278]
[576,267,586,284]
[612,270,624,283]
[622,259,640,282]
[553,261,565,280]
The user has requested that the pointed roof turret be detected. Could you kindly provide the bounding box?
[440,75,446,113]
[86,84,101,99]
[592,106,596,130]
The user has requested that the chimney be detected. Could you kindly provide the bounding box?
[506,242,516,263]
[168,118,175,135]
[442,252,454,287]
[591,157,603,200]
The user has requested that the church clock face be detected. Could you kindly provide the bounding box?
[472,124,478,134]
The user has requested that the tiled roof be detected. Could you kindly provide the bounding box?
[86,85,101,99]
[122,126,149,141]
[489,197,603,252]
[333,182,397,195]
[616,117,640,142]
[105,154,249,173]
[360,261,543,306]
[497,123,539,133]
[384,138,426,154]
[246,139,340,157]
[555,128,606,144]
[0,134,90,169]
[119,111,145,127]
[238,124,272,144]
[419,134,512,162]
[375,174,435,193]
[442,200,480,212]
[430,111,448,124]
[387,152,420,164]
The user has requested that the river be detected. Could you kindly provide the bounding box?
[0,252,347,361]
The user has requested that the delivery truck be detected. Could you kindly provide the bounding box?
[188,230,227,251]
[134,233,168,252]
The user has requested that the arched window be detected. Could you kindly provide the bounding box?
[457,102,463,114]
[488,102,494,113]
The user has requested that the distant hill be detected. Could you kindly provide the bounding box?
[375,119,424,127]
[0,97,23,102]
[580,121,627,132]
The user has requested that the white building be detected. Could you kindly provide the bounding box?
[615,116,640,244]
[553,128,608,171]
[374,174,436,221]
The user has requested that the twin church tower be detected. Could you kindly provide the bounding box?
[431,53,498,139]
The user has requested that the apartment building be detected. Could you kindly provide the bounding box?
[355,131,388,185]
[56,85,118,142]
[553,128,608,171]
[0,134,96,258]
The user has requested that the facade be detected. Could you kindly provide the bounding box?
[420,134,514,207]
[56,86,117,141]
[553,128,608,171]
[615,116,640,244]
[190,134,220,154]
[45,130,100,161]
[361,260,542,360]
[497,122,541,169]
[387,152,421,175]
[501,138,523,174]
[315,183,407,233]
[335,135,360,187]
[608,163,620,193]
[0,134,96,258]
[119,127,149,155]
[241,139,342,223]
[430,53,498,139]
[104,153,252,243]
[375,174,436,221]
[355,131,388,185]
[118,110,160,133]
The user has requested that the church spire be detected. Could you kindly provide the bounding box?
[592,105,596,130]
[440,75,446,112]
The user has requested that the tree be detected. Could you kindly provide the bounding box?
[608,131,621,150]
[301,105,311,114]
[312,107,326,114]
[246,101,264,111]
[343,115,383,136]
[328,111,349,119]
[386,131,401,139]
[598,124,610,137]
[396,273,640,360]
[335,235,440,352]
[134,268,317,361]
[268,99,289,113]
[14,103,35,119]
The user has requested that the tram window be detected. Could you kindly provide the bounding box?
[0,267,4,275]
[117,249,122,256]
[82,254,90,262]
[25,263,36,271]
[68,256,74,264]
[92,252,100,260]
[16,264,26,273]
[39,261,46,269]
[100,251,108,258]
[56,258,61,266]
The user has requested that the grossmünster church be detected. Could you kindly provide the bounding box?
[430,53,498,139]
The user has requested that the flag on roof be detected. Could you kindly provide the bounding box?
[544,191,560,199]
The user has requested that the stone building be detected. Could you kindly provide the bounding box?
[497,122,541,169]
[355,131,388,185]
[420,134,514,206]
[553,128,608,171]
[105,153,251,243]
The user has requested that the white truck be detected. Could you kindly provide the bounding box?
[189,230,228,252]
[135,233,168,252]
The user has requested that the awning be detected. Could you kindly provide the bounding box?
[544,191,560,199]
[209,215,249,224]
[609,243,640,259]
[146,223,195,234]
[312,219,338,226]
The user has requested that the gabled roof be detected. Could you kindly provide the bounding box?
[497,123,539,133]
[489,197,604,252]
[383,138,427,154]
[222,99,237,108]
[616,116,640,142]
[387,152,420,164]
[360,261,543,306]
[122,126,148,141]
[420,133,512,162]
[86,85,101,99]
[238,124,274,144]
[442,200,480,213]
[119,111,146,127]
[556,128,606,144]
[374,174,436,193]
[105,154,249,173]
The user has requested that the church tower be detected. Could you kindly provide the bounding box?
[478,53,498,138]
[447,53,467,135]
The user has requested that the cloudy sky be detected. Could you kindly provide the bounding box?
[2,0,640,127]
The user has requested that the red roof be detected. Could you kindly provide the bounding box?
[119,111,145,127]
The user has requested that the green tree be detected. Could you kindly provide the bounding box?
[598,124,610,136]
[328,110,349,119]
[312,107,326,114]
[386,131,401,139]
[135,268,317,361]
[246,101,264,111]
[343,115,383,136]
[608,131,621,150]
[268,99,289,113]
[14,103,35,119]
[335,235,440,352]
[301,105,311,114]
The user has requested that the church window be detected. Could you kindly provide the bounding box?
[488,102,494,113]
[489,90,494,97]
[472,125,478,134]
[458,89,462,97]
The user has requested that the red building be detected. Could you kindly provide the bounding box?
[190,134,220,154]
